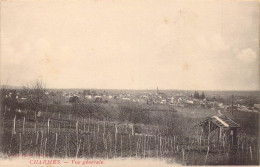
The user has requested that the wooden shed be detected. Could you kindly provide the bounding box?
[195,115,240,145]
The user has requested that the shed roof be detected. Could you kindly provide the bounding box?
[196,115,240,128]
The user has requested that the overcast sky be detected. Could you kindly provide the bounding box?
[1,0,259,90]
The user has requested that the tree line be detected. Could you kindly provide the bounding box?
[193,91,205,100]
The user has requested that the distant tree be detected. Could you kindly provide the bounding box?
[92,90,97,96]
[200,92,205,99]
[194,91,200,99]
[22,80,46,110]
[20,80,47,120]
[94,97,102,103]
[1,89,17,113]
[69,96,80,113]
[69,96,79,103]
[83,90,87,96]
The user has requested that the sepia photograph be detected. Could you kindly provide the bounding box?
[0,0,259,166]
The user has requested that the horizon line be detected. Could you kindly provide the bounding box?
[1,84,259,92]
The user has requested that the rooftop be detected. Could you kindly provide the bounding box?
[196,115,240,128]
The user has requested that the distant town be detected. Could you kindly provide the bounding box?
[3,85,259,114]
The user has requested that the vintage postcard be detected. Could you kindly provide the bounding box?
[0,0,259,166]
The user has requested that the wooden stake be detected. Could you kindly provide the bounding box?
[103,133,107,154]
[174,136,176,151]
[144,135,146,157]
[132,125,134,135]
[13,115,16,134]
[199,136,201,147]
[76,121,79,135]
[156,144,159,158]
[104,121,106,133]
[58,114,61,134]
[40,131,43,155]
[44,137,47,157]
[2,117,4,132]
[22,117,25,133]
[204,146,209,165]
[148,136,151,156]
[136,137,140,158]
[250,146,253,161]
[54,133,58,155]
[95,131,98,155]
[19,133,22,157]
[8,132,13,154]
[208,120,211,145]
[115,124,118,133]
[160,136,162,155]
[47,118,50,134]
[114,132,117,157]
[65,135,68,158]
[129,134,131,157]
[182,148,185,165]
[120,134,123,157]
[76,139,81,158]
[170,138,173,153]
[109,133,112,158]
[36,131,39,145]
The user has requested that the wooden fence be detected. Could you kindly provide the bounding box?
[1,115,259,165]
